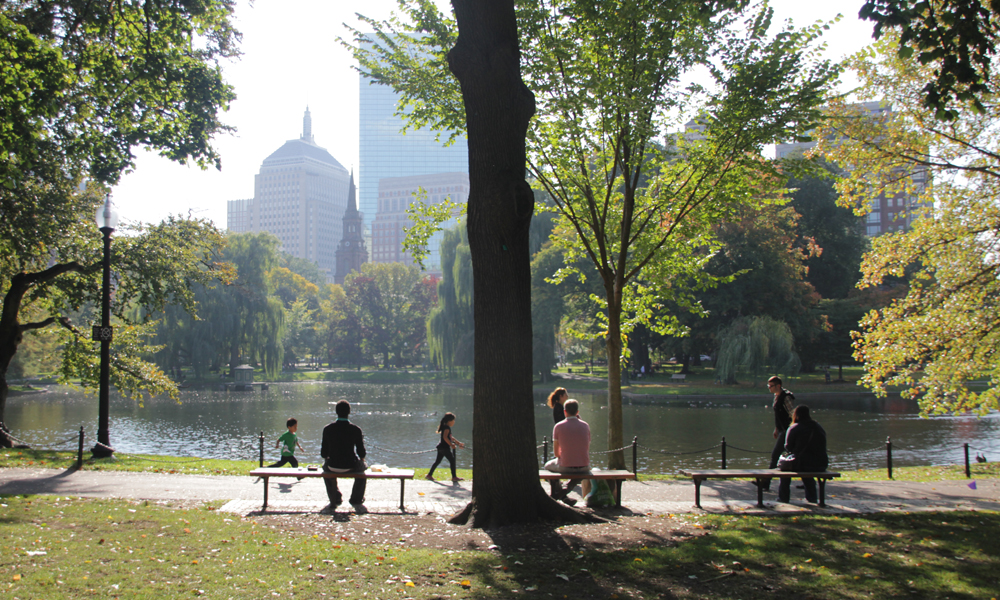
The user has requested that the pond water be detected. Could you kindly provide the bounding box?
[5,382,998,474]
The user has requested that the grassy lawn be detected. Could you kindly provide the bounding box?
[1,494,998,599]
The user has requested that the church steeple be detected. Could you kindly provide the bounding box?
[346,169,358,214]
[301,106,314,144]
[334,168,367,284]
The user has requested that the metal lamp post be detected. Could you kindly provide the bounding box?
[92,195,118,458]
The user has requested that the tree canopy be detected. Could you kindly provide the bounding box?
[347,0,838,469]
[0,0,240,441]
[859,0,998,119]
[815,36,1000,415]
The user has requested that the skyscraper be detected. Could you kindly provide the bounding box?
[359,41,468,269]
[774,102,929,237]
[227,108,350,281]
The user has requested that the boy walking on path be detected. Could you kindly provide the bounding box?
[267,418,304,469]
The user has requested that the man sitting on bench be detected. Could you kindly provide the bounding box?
[321,400,367,511]
[545,398,590,506]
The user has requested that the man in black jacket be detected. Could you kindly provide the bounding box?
[762,376,794,491]
[321,400,366,509]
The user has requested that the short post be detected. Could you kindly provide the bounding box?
[886,436,893,480]
[542,436,548,464]
[259,431,264,468]
[721,436,727,469]
[632,436,638,480]
[965,443,971,478]
[77,426,85,468]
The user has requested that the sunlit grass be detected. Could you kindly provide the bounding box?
[1,495,997,599]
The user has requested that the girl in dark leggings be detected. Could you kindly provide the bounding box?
[426,412,465,482]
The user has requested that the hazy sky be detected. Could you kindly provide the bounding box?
[110,0,876,228]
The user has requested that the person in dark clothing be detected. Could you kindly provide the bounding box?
[778,405,829,503]
[761,376,794,491]
[547,387,568,423]
[426,412,465,482]
[320,400,366,509]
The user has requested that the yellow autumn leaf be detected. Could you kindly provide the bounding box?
[460,579,471,587]
[12,574,21,582]
[863,553,873,558]
[405,581,415,587]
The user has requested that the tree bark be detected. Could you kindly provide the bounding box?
[604,282,626,470]
[0,263,92,446]
[447,0,584,527]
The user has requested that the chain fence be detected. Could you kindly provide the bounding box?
[4,426,993,480]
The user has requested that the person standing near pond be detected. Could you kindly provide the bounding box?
[762,376,795,492]
[321,400,366,510]
[779,405,828,503]
[426,412,465,482]
[548,387,568,423]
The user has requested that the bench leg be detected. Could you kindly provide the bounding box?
[694,478,702,509]
[400,479,405,512]
[262,476,269,510]
[755,477,764,508]
[818,478,827,507]
[615,479,623,508]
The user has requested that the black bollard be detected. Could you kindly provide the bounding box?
[259,431,264,468]
[965,443,971,478]
[886,436,893,480]
[721,436,727,469]
[632,436,638,481]
[78,426,85,468]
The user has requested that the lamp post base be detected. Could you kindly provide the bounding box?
[91,445,114,459]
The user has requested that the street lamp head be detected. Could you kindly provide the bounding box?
[95,194,119,231]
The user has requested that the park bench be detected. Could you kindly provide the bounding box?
[249,466,414,511]
[538,469,636,507]
[671,374,686,382]
[680,468,841,509]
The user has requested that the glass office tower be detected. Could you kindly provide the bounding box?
[358,41,469,265]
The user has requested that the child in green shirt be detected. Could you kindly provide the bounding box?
[267,418,304,469]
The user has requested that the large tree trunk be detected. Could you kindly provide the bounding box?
[448,0,581,527]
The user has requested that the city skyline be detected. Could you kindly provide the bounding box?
[109,0,876,229]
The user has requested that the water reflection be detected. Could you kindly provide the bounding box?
[5,383,998,474]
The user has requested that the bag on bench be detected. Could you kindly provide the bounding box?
[585,479,615,508]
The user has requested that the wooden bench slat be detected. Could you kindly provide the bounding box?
[537,469,635,480]
[679,469,840,509]
[251,468,414,511]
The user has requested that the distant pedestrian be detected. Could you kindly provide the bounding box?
[267,418,304,469]
[547,387,569,423]
[426,412,465,482]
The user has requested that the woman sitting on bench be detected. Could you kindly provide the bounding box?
[779,405,828,504]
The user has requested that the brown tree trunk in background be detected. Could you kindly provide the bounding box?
[447,0,582,527]
[604,284,626,470]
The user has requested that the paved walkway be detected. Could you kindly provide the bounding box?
[1,467,996,517]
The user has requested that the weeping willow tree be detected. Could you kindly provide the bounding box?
[427,224,474,374]
[714,316,800,385]
[151,232,285,378]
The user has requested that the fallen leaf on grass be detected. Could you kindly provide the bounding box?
[556,574,569,581]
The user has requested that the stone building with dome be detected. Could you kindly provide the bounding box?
[227,108,350,281]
